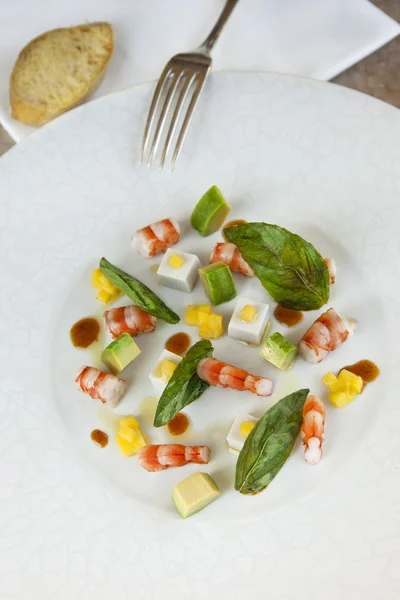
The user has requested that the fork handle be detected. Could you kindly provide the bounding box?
[199,0,239,53]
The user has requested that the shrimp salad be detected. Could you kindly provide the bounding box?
[70,185,378,517]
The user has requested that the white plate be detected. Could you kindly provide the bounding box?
[1,73,400,597]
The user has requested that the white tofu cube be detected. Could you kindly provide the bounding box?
[226,413,259,452]
[157,249,201,292]
[149,349,182,393]
[228,297,270,344]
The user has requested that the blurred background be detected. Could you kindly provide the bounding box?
[0,0,398,156]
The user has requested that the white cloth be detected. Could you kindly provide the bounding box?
[0,0,399,142]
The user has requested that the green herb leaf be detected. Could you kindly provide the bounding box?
[100,257,180,324]
[224,223,329,310]
[154,340,213,427]
[235,388,309,495]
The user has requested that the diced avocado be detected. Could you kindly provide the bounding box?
[172,472,221,519]
[260,332,297,370]
[101,333,141,374]
[199,262,237,305]
[191,185,231,236]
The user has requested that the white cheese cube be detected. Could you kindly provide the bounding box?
[157,249,201,292]
[149,349,182,393]
[228,297,270,344]
[226,413,259,452]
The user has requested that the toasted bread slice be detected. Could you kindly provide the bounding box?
[10,22,114,126]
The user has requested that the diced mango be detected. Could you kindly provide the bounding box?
[184,304,223,339]
[339,370,364,394]
[329,391,356,409]
[91,268,121,304]
[239,421,255,438]
[119,416,139,430]
[160,360,177,382]
[199,304,212,314]
[322,369,363,408]
[240,305,258,323]
[116,416,147,457]
[185,305,200,326]
[168,254,185,269]
[321,372,337,387]
[199,313,223,340]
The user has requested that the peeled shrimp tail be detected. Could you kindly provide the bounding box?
[301,394,325,465]
[104,305,157,338]
[131,218,180,257]
[298,307,356,364]
[75,366,127,408]
[137,444,210,472]
[197,357,273,397]
[210,242,254,277]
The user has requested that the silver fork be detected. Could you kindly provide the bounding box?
[140,0,239,169]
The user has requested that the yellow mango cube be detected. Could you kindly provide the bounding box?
[116,416,147,457]
[91,268,121,304]
[322,369,363,408]
[199,304,211,314]
[199,313,223,340]
[160,360,177,382]
[339,370,363,393]
[322,372,337,388]
[239,421,255,437]
[185,305,200,326]
[240,305,258,323]
[329,391,357,408]
[168,254,185,269]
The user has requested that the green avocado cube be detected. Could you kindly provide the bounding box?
[260,332,297,370]
[191,185,231,236]
[172,472,221,519]
[199,262,237,305]
[101,333,141,374]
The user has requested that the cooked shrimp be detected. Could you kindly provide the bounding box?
[298,308,356,364]
[324,257,336,284]
[210,242,254,277]
[131,218,180,257]
[137,444,210,472]
[75,366,127,408]
[301,395,325,465]
[104,305,157,338]
[197,357,273,396]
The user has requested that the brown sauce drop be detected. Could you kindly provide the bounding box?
[341,360,380,386]
[165,332,191,356]
[167,413,189,436]
[274,304,303,327]
[90,429,108,448]
[222,219,247,241]
[70,317,100,348]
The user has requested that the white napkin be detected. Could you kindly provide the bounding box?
[0,0,398,142]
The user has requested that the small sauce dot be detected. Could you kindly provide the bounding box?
[274,304,303,327]
[168,413,189,436]
[222,219,247,242]
[340,360,380,387]
[165,332,191,356]
[70,317,100,348]
[90,429,108,448]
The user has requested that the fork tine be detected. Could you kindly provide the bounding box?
[171,73,207,170]
[147,70,184,166]
[160,72,197,169]
[140,65,172,164]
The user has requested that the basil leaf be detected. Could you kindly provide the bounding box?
[224,223,329,310]
[154,340,214,427]
[100,257,180,324]
[235,388,309,495]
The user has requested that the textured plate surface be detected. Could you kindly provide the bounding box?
[1,73,400,598]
